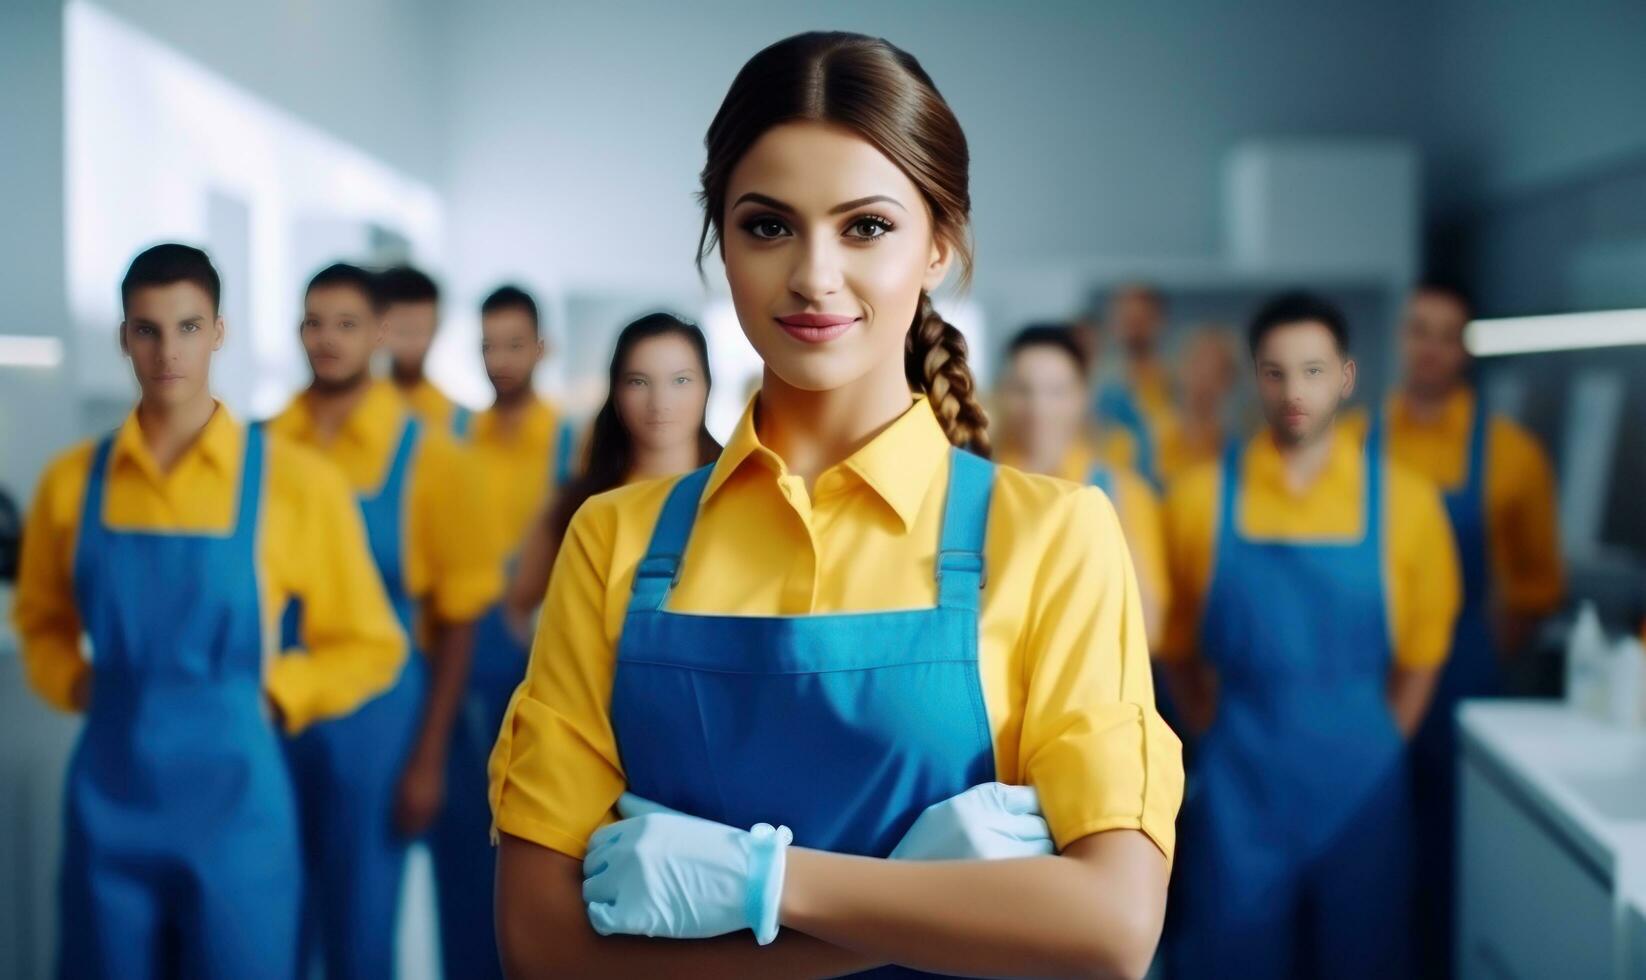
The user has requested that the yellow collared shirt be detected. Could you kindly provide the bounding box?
[996,440,1169,644]
[399,376,461,434]
[1383,389,1564,615]
[12,405,406,731]
[465,397,569,559]
[1161,426,1462,669]
[490,396,1184,861]
[267,381,502,624]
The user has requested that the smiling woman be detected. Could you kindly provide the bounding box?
[489,31,1183,979]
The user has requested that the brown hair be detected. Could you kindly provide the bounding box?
[696,31,989,455]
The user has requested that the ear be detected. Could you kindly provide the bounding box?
[534,338,547,364]
[921,235,956,294]
[118,322,129,356]
[212,316,226,353]
[1340,357,1358,400]
[371,315,386,349]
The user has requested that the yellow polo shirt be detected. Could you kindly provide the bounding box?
[1161,426,1461,669]
[490,396,1184,861]
[464,397,572,560]
[12,405,406,732]
[267,381,502,624]
[1382,389,1563,615]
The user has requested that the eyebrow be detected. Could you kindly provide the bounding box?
[730,192,908,215]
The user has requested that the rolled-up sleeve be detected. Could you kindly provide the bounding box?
[489,497,626,858]
[1018,487,1185,860]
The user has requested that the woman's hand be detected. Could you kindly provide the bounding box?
[582,794,791,944]
[889,782,1054,861]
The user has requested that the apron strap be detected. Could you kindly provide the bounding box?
[936,448,993,610]
[1462,392,1488,497]
[630,464,715,612]
[376,415,422,597]
[78,433,117,548]
[552,417,578,488]
[234,422,267,542]
[1087,463,1114,497]
[1361,414,1386,561]
[451,405,472,440]
[1215,438,1243,549]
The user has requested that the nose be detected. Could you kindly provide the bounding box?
[787,236,844,303]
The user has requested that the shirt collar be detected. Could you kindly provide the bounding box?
[702,394,952,530]
[111,401,239,479]
[280,379,406,460]
[1243,423,1359,497]
[1388,386,1474,435]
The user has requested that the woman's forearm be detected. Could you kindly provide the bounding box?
[1388,664,1440,739]
[497,834,882,979]
[779,831,1166,980]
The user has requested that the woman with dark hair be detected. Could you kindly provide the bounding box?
[489,32,1182,977]
[504,312,721,626]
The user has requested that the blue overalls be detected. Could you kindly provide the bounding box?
[1409,402,1492,978]
[611,449,996,978]
[428,413,576,980]
[281,416,428,980]
[59,423,300,979]
[1166,432,1413,980]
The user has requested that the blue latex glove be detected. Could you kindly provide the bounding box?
[582,793,792,944]
[889,782,1056,860]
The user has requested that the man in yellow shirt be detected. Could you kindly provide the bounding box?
[432,283,574,980]
[269,262,502,979]
[1386,282,1565,978]
[1160,292,1460,979]
[13,244,404,979]
[1092,282,1178,486]
[378,264,462,432]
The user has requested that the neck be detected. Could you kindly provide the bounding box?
[1272,421,1338,493]
[491,385,535,418]
[1016,433,1075,477]
[1400,381,1460,423]
[630,439,702,482]
[1182,401,1223,444]
[391,363,424,389]
[757,359,912,488]
[135,390,218,473]
[304,373,372,439]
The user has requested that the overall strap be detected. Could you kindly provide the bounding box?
[451,405,472,440]
[628,464,715,613]
[233,422,267,540]
[1461,393,1488,497]
[936,448,994,612]
[552,417,578,487]
[78,433,118,548]
[1215,438,1243,548]
[380,415,422,502]
[1361,416,1386,556]
[1087,463,1114,497]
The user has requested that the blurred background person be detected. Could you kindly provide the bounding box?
[428,283,575,980]
[1161,291,1460,980]
[1157,323,1242,486]
[269,263,501,980]
[11,245,404,979]
[378,265,463,434]
[994,322,1169,643]
[1093,282,1177,487]
[505,312,720,629]
[1383,281,1565,979]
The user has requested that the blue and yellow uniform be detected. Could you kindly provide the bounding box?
[268,380,501,980]
[437,394,576,980]
[400,376,462,435]
[1381,387,1563,975]
[1160,426,1461,979]
[1094,362,1176,486]
[13,406,404,979]
[490,396,1183,895]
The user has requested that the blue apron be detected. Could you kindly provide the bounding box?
[281,415,428,980]
[431,412,574,980]
[59,423,299,980]
[1167,432,1412,980]
[1095,381,1158,488]
[1408,400,1492,979]
[612,448,996,978]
